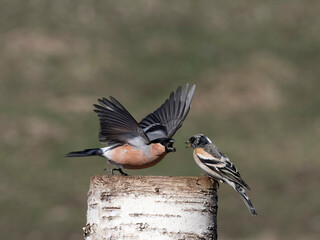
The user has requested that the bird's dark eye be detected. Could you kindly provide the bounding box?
[189,137,196,143]
[199,136,209,144]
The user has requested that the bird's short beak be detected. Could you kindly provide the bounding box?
[165,139,176,153]
[185,141,192,148]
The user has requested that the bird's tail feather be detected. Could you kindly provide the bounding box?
[233,183,257,216]
[66,148,103,157]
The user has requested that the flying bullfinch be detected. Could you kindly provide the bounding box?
[66,84,196,175]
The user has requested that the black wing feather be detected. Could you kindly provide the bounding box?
[217,161,251,190]
[139,84,196,141]
[94,97,149,145]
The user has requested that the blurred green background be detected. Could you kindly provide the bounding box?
[1,1,320,239]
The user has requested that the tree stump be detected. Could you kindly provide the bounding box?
[84,175,218,240]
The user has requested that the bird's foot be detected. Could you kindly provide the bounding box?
[208,176,220,189]
[111,168,128,176]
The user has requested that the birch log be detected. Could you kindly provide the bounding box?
[84,175,218,240]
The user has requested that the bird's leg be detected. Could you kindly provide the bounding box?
[208,176,220,189]
[112,168,128,176]
[111,168,116,175]
[118,168,128,176]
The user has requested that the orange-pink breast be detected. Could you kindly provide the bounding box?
[108,143,167,169]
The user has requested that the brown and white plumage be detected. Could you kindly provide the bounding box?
[186,134,257,215]
[66,84,196,175]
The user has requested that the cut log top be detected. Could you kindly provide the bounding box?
[85,175,218,240]
[89,175,216,195]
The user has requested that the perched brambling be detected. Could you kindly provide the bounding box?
[66,84,196,175]
[186,134,257,215]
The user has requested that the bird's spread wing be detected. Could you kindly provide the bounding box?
[195,148,250,190]
[139,84,196,141]
[94,97,150,145]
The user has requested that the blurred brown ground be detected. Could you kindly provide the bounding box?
[0,1,320,239]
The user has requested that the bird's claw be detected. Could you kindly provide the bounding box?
[112,168,128,176]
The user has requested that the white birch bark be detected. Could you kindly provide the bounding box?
[84,175,218,240]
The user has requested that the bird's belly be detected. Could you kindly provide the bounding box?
[124,153,167,169]
[107,144,167,169]
[193,150,224,181]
